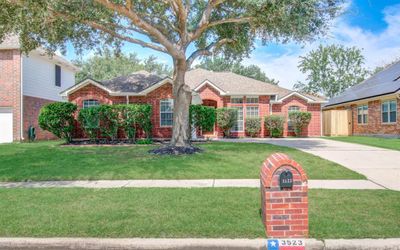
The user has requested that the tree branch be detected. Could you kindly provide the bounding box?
[186,38,233,67]
[94,0,183,58]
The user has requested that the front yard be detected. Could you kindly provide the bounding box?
[0,188,398,239]
[325,136,400,151]
[0,141,364,181]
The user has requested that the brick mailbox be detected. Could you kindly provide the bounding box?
[260,153,308,238]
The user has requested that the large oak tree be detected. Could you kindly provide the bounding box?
[1,0,342,149]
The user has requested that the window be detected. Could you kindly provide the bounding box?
[270,95,277,101]
[287,106,300,132]
[160,99,174,126]
[83,99,99,109]
[357,105,368,124]
[382,100,397,123]
[246,97,259,104]
[231,97,243,104]
[232,107,244,132]
[55,65,61,87]
[246,106,259,118]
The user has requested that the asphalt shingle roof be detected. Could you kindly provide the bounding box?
[99,70,165,93]
[325,61,400,107]
[185,68,325,102]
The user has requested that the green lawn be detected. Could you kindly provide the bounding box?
[325,136,400,151]
[0,141,364,181]
[0,188,398,239]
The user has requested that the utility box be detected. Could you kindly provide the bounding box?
[260,153,308,238]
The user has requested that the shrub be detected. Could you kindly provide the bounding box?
[288,111,312,136]
[264,115,285,138]
[118,104,152,141]
[136,138,153,144]
[216,108,237,137]
[190,105,216,132]
[38,102,77,142]
[78,107,100,141]
[245,117,261,137]
[98,105,119,141]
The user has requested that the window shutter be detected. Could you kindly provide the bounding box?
[55,65,61,87]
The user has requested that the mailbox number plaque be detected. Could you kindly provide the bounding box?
[279,170,293,189]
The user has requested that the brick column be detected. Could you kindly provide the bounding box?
[260,153,308,238]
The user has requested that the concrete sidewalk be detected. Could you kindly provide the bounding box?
[217,138,400,191]
[0,237,399,250]
[0,179,384,189]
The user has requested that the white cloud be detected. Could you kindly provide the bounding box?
[245,3,400,89]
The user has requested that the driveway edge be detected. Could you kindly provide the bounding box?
[0,238,399,250]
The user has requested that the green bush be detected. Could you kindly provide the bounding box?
[136,138,153,144]
[38,102,77,142]
[264,115,285,138]
[245,117,261,137]
[288,111,312,136]
[216,108,237,137]
[190,105,216,132]
[98,105,119,141]
[78,107,100,141]
[118,104,153,141]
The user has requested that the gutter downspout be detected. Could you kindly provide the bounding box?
[126,95,129,104]
[20,53,24,141]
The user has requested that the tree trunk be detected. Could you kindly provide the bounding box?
[170,58,192,147]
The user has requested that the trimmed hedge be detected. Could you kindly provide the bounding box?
[264,115,285,138]
[245,117,261,137]
[288,111,312,136]
[190,105,216,132]
[38,102,77,142]
[78,104,152,142]
[216,108,237,137]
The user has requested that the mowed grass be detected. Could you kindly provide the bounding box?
[0,141,364,181]
[0,188,399,238]
[326,136,400,151]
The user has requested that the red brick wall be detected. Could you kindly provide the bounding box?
[272,96,321,137]
[260,153,308,238]
[350,98,400,136]
[23,95,57,140]
[68,83,174,139]
[0,49,21,141]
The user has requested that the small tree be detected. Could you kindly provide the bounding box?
[38,102,77,142]
[264,115,285,138]
[288,111,312,137]
[216,108,237,137]
[78,107,101,141]
[190,105,216,133]
[245,117,261,137]
[98,105,119,141]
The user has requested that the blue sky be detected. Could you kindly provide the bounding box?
[65,0,400,89]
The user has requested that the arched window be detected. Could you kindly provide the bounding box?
[83,99,99,109]
[288,106,300,132]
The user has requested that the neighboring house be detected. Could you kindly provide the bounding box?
[0,35,79,143]
[62,68,326,139]
[323,61,400,137]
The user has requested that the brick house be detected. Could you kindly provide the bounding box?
[0,35,79,143]
[62,68,326,139]
[323,61,400,137]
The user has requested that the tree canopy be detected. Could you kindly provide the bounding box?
[0,0,343,149]
[294,44,369,98]
[197,56,279,85]
[74,49,171,83]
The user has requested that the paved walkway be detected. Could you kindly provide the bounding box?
[218,138,400,191]
[0,179,383,189]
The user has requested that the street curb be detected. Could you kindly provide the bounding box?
[0,238,399,250]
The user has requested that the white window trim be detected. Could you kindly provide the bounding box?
[357,104,368,125]
[160,99,174,127]
[246,106,260,118]
[232,107,244,132]
[246,96,259,104]
[231,96,244,104]
[381,100,397,124]
[83,99,100,109]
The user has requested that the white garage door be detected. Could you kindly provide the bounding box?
[0,108,13,143]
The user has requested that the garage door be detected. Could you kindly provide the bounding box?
[0,108,13,143]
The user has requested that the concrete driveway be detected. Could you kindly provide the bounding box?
[219,138,400,191]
